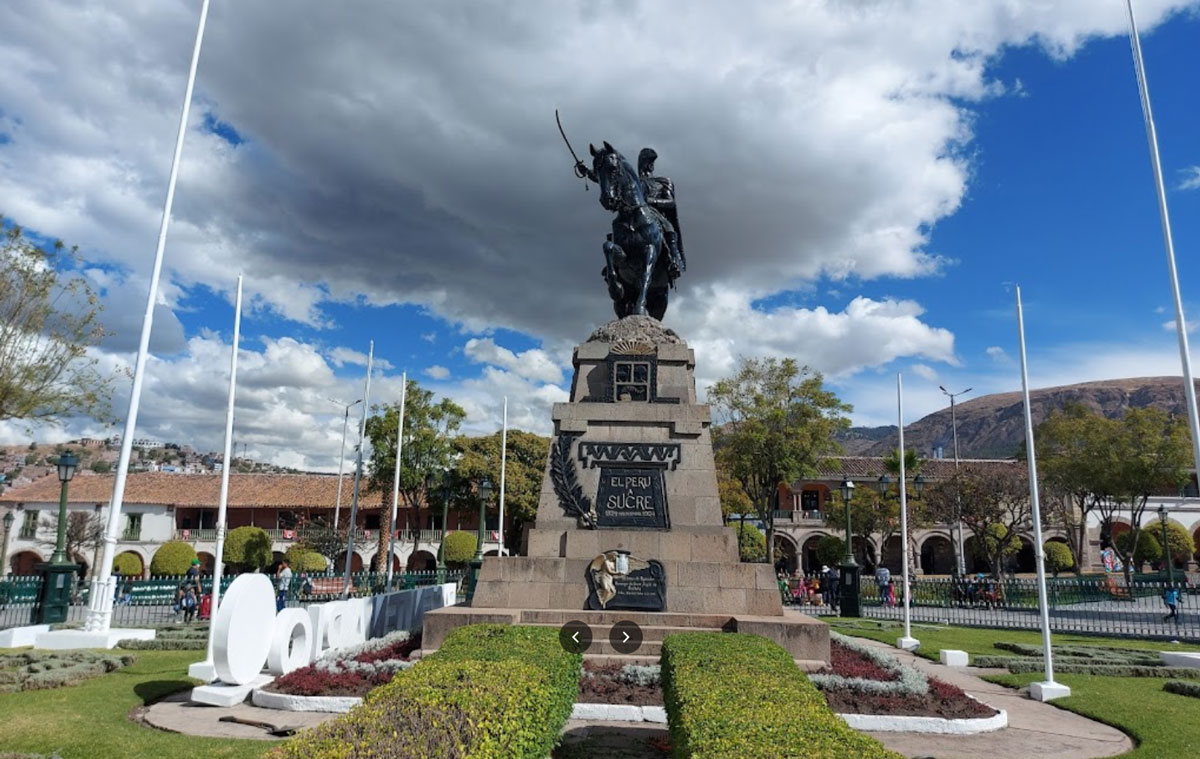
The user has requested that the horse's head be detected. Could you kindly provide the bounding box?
[590,141,641,213]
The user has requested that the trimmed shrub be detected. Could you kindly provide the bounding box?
[285,546,328,572]
[1164,679,1200,698]
[1116,530,1161,566]
[0,651,134,693]
[441,531,478,566]
[150,541,198,575]
[223,526,273,571]
[735,522,767,562]
[661,632,901,759]
[111,551,143,577]
[1002,661,1200,679]
[1043,541,1074,576]
[270,624,580,759]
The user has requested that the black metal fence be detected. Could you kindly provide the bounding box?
[1,569,467,631]
[857,575,1199,641]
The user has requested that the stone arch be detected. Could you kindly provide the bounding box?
[407,550,436,571]
[334,550,364,573]
[851,535,876,570]
[1014,535,1036,574]
[962,536,990,575]
[919,534,955,575]
[196,551,216,573]
[773,533,799,574]
[9,549,44,576]
[799,533,831,575]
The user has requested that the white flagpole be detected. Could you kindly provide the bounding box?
[191,275,241,681]
[1125,0,1200,482]
[1016,286,1070,701]
[498,396,508,557]
[85,0,212,634]
[897,373,919,651]
[385,373,406,587]
[342,342,373,597]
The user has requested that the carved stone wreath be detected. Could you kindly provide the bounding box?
[550,434,597,529]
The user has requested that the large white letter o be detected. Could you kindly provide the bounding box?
[213,574,275,685]
[267,608,313,676]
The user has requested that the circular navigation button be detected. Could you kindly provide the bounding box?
[609,620,643,655]
[560,620,593,655]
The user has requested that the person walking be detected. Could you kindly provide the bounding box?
[1164,585,1181,624]
[822,564,840,613]
[874,565,891,606]
[275,559,293,612]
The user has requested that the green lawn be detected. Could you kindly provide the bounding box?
[829,620,1200,759]
[0,650,267,759]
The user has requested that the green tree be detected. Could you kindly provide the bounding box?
[1116,529,1161,569]
[925,464,1030,577]
[735,522,766,563]
[37,510,103,566]
[285,545,328,572]
[440,531,478,566]
[294,515,347,568]
[149,541,198,575]
[364,378,466,570]
[453,429,550,550]
[1160,521,1197,568]
[223,526,272,572]
[815,535,846,569]
[1043,541,1074,577]
[89,459,111,473]
[710,357,851,565]
[717,467,753,520]
[0,221,112,426]
[112,552,143,577]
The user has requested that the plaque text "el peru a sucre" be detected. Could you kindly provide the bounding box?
[595,468,668,529]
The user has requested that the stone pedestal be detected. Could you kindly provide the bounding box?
[425,316,828,663]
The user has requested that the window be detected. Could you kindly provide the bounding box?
[19,510,38,539]
[800,490,820,512]
[364,514,381,530]
[613,360,652,402]
[123,513,143,541]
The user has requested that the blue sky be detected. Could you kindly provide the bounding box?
[1,1,1199,470]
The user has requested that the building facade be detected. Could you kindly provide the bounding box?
[0,472,505,577]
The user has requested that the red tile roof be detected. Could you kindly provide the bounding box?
[806,456,1021,484]
[0,472,386,509]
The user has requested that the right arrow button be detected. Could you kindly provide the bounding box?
[609,620,643,655]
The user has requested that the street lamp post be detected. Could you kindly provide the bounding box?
[1,510,14,578]
[940,385,972,576]
[36,452,79,624]
[468,477,492,604]
[1158,504,1175,586]
[838,478,860,617]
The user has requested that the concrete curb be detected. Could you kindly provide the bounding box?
[571,702,668,723]
[838,697,1008,734]
[251,688,363,713]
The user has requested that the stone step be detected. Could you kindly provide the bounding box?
[516,609,736,629]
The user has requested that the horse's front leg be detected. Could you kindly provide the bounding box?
[636,240,658,316]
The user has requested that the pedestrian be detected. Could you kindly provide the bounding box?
[822,564,840,612]
[112,567,122,601]
[886,578,896,608]
[874,564,891,604]
[275,559,293,612]
[180,583,198,622]
[1164,585,1181,624]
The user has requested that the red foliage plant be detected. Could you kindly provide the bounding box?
[826,641,898,682]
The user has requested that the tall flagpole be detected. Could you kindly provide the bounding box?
[191,275,242,681]
[85,0,212,633]
[896,373,918,650]
[1017,286,1070,701]
[385,373,406,588]
[342,342,373,597]
[498,396,508,557]
[1125,0,1200,482]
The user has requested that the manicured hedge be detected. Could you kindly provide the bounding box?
[1164,679,1200,698]
[441,530,478,565]
[661,632,901,759]
[149,541,198,575]
[271,624,580,759]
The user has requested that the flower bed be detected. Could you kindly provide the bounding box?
[579,661,663,706]
[265,630,418,698]
[0,650,135,692]
[812,634,996,721]
[979,641,1200,679]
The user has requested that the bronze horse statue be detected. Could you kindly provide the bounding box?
[588,141,683,320]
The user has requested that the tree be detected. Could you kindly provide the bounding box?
[1116,530,1161,569]
[89,459,111,473]
[815,535,846,569]
[1160,521,1197,568]
[710,357,851,566]
[294,515,348,569]
[223,526,272,572]
[825,448,925,570]
[735,522,766,562]
[440,531,478,566]
[453,429,550,551]
[924,464,1030,577]
[716,467,753,520]
[37,510,103,565]
[364,378,466,570]
[1043,541,1074,577]
[285,545,328,572]
[150,541,198,575]
[0,221,112,426]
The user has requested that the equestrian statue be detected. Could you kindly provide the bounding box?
[557,113,686,320]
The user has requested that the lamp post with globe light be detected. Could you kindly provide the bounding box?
[838,478,859,617]
[1,510,14,578]
[35,452,79,624]
[467,477,492,603]
[1157,504,1175,587]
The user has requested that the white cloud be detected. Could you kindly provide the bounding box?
[986,346,1010,362]
[910,363,939,382]
[425,365,450,380]
[463,338,565,385]
[421,332,437,343]
[328,346,394,371]
[1161,320,1199,334]
[1180,166,1200,191]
